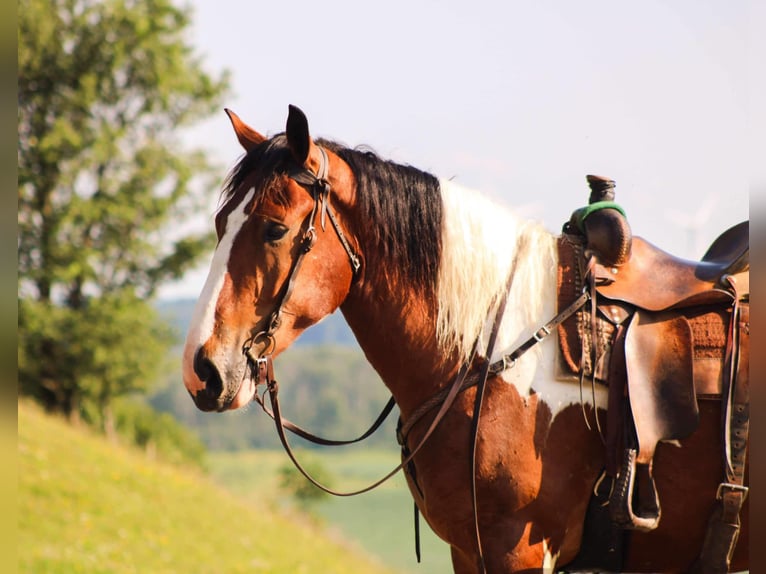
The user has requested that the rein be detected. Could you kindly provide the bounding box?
[252,346,479,496]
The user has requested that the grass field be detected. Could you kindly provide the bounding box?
[209,449,454,573]
[18,401,396,574]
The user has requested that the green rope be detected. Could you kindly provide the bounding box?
[572,201,627,233]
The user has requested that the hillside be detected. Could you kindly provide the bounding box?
[18,401,394,574]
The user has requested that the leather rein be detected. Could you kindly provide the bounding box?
[243,146,590,568]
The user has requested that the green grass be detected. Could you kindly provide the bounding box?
[18,401,395,574]
[209,449,453,573]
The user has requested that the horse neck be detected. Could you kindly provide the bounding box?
[340,281,454,418]
[340,178,558,418]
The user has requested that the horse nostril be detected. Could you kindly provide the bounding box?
[192,348,223,402]
[193,348,213,382]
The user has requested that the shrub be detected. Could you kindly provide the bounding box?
[278,453,333,511]
[113,399,208,471]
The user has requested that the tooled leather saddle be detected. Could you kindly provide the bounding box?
[558,176,749,573]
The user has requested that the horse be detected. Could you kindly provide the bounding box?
[182,105,749,573]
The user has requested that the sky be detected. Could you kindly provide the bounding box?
[159,0,750,299]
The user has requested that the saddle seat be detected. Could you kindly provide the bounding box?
[593,222,749,312]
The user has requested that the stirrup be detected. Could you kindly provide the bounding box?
[609,448,661,531]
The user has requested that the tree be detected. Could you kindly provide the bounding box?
[17,0,229,425]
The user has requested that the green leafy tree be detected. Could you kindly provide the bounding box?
[17,0,229,425]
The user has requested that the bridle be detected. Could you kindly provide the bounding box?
[242,145,360,364]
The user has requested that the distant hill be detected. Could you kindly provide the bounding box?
[18,400,394,574]
[157,297,358,347]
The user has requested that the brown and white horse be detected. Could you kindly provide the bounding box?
[182,106,748,573]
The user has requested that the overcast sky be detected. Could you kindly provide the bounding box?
[160,0,750,299]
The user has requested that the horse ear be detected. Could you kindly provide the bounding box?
[225,108,266,151]
[286,104,311,165]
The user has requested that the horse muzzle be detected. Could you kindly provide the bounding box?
[183,345,255,412]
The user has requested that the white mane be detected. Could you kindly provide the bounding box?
[436,179,558,363]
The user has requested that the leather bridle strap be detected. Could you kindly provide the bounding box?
[253,219,316,352]
[401,285,590,568]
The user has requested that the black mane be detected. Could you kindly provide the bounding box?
[220,135,443,296]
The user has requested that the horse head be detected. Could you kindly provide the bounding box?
[182,106,360,412]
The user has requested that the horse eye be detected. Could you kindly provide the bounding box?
[264,221,288,243]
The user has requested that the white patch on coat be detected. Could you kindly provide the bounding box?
[182,187,255,390]
[436,178,608,418]
[542,539,559,573]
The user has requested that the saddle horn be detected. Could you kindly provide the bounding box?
[570,175,632,267]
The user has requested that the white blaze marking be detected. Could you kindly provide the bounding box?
[183,187,255,388]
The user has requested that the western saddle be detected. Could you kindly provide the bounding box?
[559,176,749,573]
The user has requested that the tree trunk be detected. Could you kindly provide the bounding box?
[102,401,117,442]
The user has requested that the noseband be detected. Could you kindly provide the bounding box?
[242,146,360,364]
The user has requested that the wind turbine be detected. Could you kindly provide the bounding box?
[663,193,718,259]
